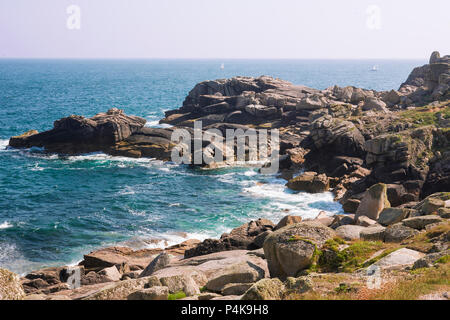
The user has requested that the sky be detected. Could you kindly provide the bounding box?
[0,0,449,59]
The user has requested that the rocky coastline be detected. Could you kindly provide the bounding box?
[1,52,449,300]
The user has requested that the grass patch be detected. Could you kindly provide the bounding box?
[167,291,187,300]
[317,240,385,273]
[399,103,450,128]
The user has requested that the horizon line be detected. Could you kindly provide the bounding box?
[0,57,427,61]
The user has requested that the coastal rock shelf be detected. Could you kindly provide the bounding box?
[3,51,450,300]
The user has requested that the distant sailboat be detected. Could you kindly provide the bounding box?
[220,63,225,70]
[371,65,378,71]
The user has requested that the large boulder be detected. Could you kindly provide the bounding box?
[241,278,285,300]
[81,246,159,272]
[205,261,266,292]
[378,208,412,226]
[370,248,425,270]
[152,250,268,286]
[384,224,420,243]
[360,226,386,241]
[127,286,169,300]
[402,215,444,230]
[286,172,330,193]
[159,274,200,296]
[263,221,336,278]
[0,268,25,300]
[413,192,449,215]
[83,276,161,300]
[274,215,303,231]
[335,225,367,240]
[355,183,390,221]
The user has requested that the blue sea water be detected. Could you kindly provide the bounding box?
[0,59,424,274]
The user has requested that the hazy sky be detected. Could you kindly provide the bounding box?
[0,0,449,59]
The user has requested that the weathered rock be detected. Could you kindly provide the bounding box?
[402,215,444,230]
[286,172,330,193]
[205,262,266,292]
[159,274,200,296]
[362,97,388,112]
[414,192,449,215]
[263,221,336,278]
[152,250,268,287]
[310,115,365,157]
[355,183,390,221]
[412,251,449,269]
[384,224,420,243]
[329,214,355,229]
[274,215,303,231]
[9,108,147,154]
[98,266,122,282]
[241,278,285,300]
[370,248,425,270]
[83,276,161,300]
[284,276,313,293]
[335,225,367,240]
[360,226,386,241]
[355,216,378,227]
[438,207,450,218]
[0,268,25,300]
[198,293,222,300]
[342,199,361,214]
[139,252,171,278]
[127,286,169,300]
[185,219,274,258]
[221,283,253,296]
[378,208,412,226]
[82,246,159,272]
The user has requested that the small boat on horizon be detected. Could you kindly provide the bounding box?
[220,63,225,70]
[371,65,378,71]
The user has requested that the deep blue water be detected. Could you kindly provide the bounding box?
[0,59,423,274]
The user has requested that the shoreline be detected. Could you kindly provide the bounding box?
[1,51,449,300]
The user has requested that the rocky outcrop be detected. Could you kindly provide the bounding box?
[184,219,274,258]
[400,52,450,103]
[310,115,365,157]
[9,108,146,154]
[286,172,330,193]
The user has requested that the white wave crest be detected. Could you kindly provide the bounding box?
[0,221,13,229]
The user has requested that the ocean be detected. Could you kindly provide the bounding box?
[0,59,424,274]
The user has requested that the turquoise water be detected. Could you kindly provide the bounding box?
[0,59,423,274]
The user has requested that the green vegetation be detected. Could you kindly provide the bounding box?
[399,102,450,128]
[316,239,386,273]
[167,291,187,300]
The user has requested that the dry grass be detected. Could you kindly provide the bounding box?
[357,263,449,300]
